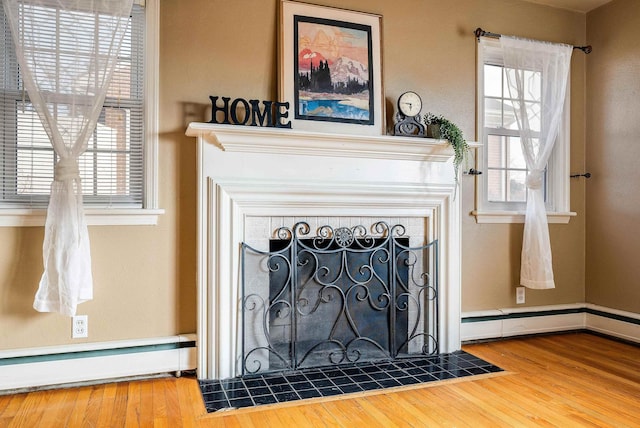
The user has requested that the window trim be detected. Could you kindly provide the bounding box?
[473,37,574,224]
[470,210,576,224]
[0,208,164,227]
[0,0,162,227]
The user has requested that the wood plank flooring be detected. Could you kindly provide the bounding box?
[2,332,640,427]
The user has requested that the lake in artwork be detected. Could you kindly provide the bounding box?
[298,98,369,120]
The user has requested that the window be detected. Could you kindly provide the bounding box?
[0,0,160,226]
[474,38,573,224]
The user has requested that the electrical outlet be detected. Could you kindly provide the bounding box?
[516,286,525,304]
[72,315,88,338]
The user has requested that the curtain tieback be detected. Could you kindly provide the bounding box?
[54,157,80,182]
[526,170,544,190]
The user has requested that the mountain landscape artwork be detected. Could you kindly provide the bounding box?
[294,16,373,124]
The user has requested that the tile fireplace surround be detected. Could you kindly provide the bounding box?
[185,123,462,381]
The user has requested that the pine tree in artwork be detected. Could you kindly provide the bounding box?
[303,60,333,93]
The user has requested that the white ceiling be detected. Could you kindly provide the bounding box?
[520,0,612,12]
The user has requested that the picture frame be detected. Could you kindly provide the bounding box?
[279,0,384,135]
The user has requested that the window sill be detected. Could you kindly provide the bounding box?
[0,208,165,227]
[471,210,576,224]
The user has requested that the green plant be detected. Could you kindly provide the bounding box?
[423,112,469,183]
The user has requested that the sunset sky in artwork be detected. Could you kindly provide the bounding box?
[298,21,369,65]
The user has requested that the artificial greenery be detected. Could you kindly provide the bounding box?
[423,112,470,183]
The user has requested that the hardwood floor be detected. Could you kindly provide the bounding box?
[2,332,640,427]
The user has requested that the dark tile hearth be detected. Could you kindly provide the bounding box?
[199,351,502,413]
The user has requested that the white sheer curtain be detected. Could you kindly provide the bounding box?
[3,0,133,315]
[501,36,572,289]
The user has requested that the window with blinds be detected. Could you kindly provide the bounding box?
[0,4,145,209]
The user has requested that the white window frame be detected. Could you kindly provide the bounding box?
[473,38,575,224]
[0,0,162,227]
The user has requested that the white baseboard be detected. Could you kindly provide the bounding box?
[585,304,640,343]
[461,304,640,344]
[0,334,196,391]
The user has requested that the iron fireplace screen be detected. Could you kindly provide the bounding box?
[240,222,438,376]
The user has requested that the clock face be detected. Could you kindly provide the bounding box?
[398,91,422,117]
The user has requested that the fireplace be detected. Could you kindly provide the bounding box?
[186,123,461,380]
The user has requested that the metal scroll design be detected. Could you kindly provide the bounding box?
[240,222,438,376]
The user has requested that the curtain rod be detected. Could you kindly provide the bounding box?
[474,28,592,54]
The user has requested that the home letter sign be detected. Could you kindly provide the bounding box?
[209,96,291,128]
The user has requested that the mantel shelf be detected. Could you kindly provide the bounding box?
[186,122,461,162]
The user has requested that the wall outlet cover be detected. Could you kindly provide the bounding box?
[72,315,88,338]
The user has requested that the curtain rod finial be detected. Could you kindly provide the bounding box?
[574,45,592,54]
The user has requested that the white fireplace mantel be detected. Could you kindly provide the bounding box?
[186,122,456,162]
[186,123,461,380]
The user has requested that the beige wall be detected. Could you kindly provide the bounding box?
[585,0,640,313]
[0,0,589,351]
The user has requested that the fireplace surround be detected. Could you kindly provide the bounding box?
[186,123,462,380]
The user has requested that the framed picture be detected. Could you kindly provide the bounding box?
[279,1,384,135]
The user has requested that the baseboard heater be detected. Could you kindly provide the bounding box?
[0,334,196,392]
[461,304,640,345]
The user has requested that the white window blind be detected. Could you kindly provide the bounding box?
[0,3,145,209]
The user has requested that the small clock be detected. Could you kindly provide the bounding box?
[398,91,422,117]
[394,91,425,137]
